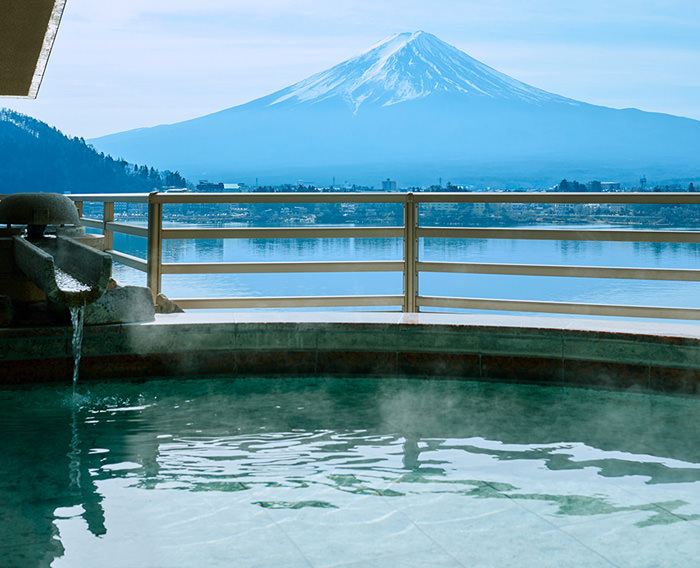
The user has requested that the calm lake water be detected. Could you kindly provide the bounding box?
[107,225,700,313]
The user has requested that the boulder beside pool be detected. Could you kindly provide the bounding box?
[85,283,155,325]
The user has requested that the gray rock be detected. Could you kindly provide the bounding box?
[155,293,184,314]
[85,285,155,325]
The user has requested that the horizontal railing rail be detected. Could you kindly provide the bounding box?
[50,190,700,319]
[418,261,700,281]
[417,227,700,243]
[162,260,404,275]
[173,295,406,310]
[161,226,404,240]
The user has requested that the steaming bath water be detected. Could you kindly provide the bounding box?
[1,378,698,567]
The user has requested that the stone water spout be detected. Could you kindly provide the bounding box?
[12,235,112,307]
[0,193,112,308]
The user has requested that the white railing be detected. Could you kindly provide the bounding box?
[66,191,700,319]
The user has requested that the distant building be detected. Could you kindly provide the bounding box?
[554,203,576,214]
[600,182,621,191]
[196,180,224,192]
[558,179,587,192]
[381,178,397,191]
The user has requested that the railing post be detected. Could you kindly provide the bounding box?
[147,191,163,296]
[403,192,418,312]
[103,200,114,251]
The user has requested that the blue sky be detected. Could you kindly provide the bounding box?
[5,0,700,138]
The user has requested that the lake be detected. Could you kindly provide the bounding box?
[106,223,700,316]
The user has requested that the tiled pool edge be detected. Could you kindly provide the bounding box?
[2,312,699,395]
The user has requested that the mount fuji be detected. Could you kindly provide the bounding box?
[91,31,700,186]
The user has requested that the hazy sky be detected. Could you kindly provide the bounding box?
[4,0,700,138]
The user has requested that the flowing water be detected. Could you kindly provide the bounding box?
[55,268,92,293]
[69,306,85,393]
[58,267,90,392]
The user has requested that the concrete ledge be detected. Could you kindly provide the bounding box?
[2,312,699,395]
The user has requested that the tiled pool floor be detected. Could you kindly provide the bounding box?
[50,451,699,568]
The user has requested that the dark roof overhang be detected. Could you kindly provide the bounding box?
[0,0,66,98]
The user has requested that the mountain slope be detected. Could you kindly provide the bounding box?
[0,109,188,193]
[264,31,574,110]
[91,32,700,186]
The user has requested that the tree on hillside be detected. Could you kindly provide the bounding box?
[0,109,190,193]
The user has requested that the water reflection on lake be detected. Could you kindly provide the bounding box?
[109,228,700,311]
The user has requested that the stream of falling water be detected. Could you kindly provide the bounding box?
[69,305,85,394]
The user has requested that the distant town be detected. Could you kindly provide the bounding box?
[190,176,695,194]
[85,176,700,230]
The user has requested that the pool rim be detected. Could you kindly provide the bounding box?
[1,311,699,395]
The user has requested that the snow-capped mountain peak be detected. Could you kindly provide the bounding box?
[269,31,571,111]
[90,31,700,187]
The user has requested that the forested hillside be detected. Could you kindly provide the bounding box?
[0,109,188,193]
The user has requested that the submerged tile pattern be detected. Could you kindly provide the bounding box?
[1,312,699,394]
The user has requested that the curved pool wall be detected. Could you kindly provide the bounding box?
[2,312,700,395]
